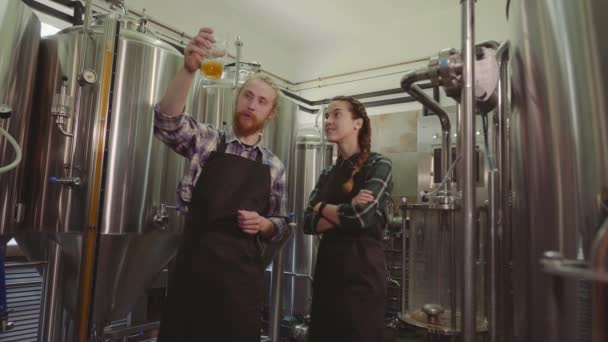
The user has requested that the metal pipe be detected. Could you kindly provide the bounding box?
[491,40,510,342]
[126,7,192,42]
[450,210,457,331]
[400,198,408,317]
[401,72,451,194]
[264,57,429,88]
[461,0,477,340]
[40,239,64,342]
[60,0,94,183]
[82,0,92,35]
[77,12,119,342]
[234,36,243,89]
[270,244,286,341]
[270,222,296,341]
[497,40,512,342]
[318,104,327,170]
[488,150,497,342]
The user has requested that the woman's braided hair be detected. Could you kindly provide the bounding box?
[330,96,371,193]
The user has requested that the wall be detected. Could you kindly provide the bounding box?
[292,1,508,94]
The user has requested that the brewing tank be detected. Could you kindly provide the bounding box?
[284,127,333,318]
[18,13,188,338]
[0,0,40,244]
[508,0,608,341]
[400,203,487,335]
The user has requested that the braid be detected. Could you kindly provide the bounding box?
[331,96,372,193]
[342,150,369,193]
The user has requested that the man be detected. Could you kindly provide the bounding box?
[154,27,288,341]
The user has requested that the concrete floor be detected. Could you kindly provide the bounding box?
[384,326,426,342]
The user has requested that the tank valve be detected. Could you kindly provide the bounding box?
[153,204,177,228]
[422,303,445,325]
[51,77,75,137]
[0,104,12,119]
[49,176,81,187]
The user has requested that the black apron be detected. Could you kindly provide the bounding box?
[309,163,387,342]
[159,135,270,342]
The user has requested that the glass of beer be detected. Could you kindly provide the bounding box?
[200,38,226,80]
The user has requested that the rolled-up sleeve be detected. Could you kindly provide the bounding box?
[302,168,330,235]
[153,105,213,159]
[337,156,392,230]
[267,164,289,242]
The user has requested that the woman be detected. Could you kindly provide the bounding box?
[303,96,393,341]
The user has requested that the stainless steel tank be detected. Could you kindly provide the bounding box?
[508,0,608,341]
[0,0,40,245]
[18,13,187,340]
[401,203,487,335]
[283,128,333,318]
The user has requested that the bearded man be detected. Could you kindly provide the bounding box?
[153,27,288,342]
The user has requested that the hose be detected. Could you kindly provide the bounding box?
[0,127,22,175]
[427,154,462,197]
[482,114,494,170]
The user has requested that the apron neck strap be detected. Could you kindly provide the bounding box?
[217,133,228,154]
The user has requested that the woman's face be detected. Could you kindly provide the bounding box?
[324,100,362,144]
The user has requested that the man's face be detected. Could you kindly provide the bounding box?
[233,79,277,137]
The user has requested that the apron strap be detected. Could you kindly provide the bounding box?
[255,147,263,163]
[217,133,228,154]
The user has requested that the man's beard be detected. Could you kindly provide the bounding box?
[233,111,267,137]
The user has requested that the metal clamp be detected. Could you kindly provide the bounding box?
[153,203,177,228]
[137,8,148,33]
[0,104,12,119]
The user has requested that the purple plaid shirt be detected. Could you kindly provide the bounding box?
[153,106,288,241]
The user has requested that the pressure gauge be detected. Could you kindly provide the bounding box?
[79,69,98,85]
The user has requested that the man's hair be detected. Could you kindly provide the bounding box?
[236,73,281,116]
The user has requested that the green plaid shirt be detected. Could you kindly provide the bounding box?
[302,152,393,234]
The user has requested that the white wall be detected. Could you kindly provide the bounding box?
[293,2,508,82]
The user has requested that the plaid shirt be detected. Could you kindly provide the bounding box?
[302,152,393,234]
[153,106,288,241]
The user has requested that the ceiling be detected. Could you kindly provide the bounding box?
[125,0,486,49]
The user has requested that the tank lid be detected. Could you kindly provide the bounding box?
[296,127,322,143]
[59,14,180,54]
